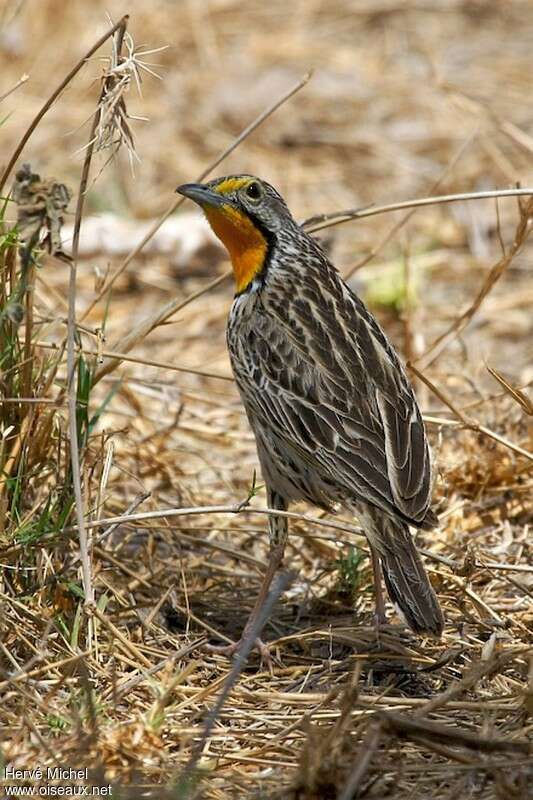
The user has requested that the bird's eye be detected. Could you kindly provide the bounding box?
[245,181,262,201]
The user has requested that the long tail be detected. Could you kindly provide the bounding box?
[365,510,444,637]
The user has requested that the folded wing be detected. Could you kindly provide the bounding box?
[234,279,433,527]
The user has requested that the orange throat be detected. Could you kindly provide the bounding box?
[204,205,268,293]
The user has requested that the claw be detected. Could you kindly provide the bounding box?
[205,637,273,669]
[373,609,388,647]
[374,610,388,628]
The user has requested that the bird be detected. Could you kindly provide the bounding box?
[177,175,444,658]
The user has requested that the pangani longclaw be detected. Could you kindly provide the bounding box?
[177,175,444,659]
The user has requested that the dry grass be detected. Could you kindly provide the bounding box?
[0,1,532,798]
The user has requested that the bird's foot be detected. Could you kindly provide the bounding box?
[205,636,273,668]
[373,610,388,646]
[373,610,388,629]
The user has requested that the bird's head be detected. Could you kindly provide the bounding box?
[177,175,294,293]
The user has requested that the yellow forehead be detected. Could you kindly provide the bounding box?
[214,176,252,196]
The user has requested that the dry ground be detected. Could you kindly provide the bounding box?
[0,1,532,798]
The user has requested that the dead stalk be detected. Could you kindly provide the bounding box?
[305,187,533,235]
[67,17,130,611]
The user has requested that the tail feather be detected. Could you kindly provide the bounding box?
[363,509,444,637]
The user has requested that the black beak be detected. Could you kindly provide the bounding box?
[176,182,227,208]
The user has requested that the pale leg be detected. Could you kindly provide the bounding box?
[369,542,387,627]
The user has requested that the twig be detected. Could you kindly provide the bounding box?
[61,503,365,540]
[43,492,152,591]
[0,651,90,693]
[338,721,382,800]
[148,660,200,726]
[304,187,533,234]
[418,195,533,367]
[66,135,98,610]
[0,397,59,404]
[182,570,293,787]
[22,255,34,403]
[413,649,524,718]
[93,491,150,546]
[486,364,533,416]
[0,16,128,194]
[32,338,233,382]
[474,561,533,574]
[154,271,231,328]
[103,639,207,701]
[324,133,477,282]
[377,709,531,754]
[0,501,365,586]
[408,362,470,425]
[92,272,233,383]
[91,604,152,668]
[0,73,29,104]
[80,70,312,322]
[474,423,533,462]
[409,362,533,461]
